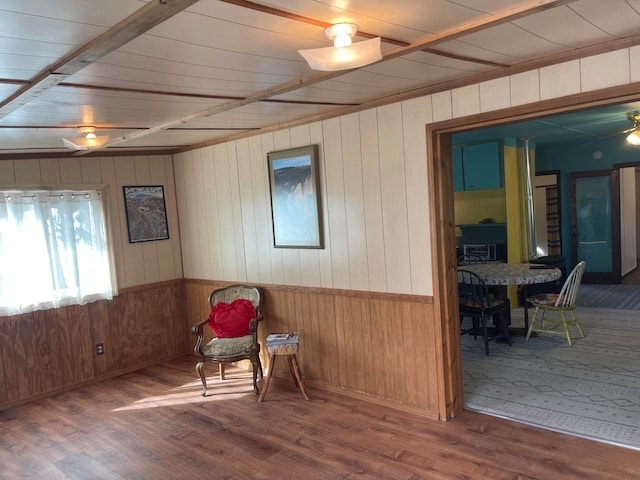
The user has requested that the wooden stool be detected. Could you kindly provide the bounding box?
[258,342,310,402]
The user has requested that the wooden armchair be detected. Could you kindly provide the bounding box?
[191,285,263,396]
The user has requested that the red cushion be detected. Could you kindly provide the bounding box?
[527,293,560,306]
[207,299,255,338]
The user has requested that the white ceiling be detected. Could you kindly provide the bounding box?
[2,0,640,157]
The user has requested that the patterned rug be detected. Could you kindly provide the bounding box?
[462,307,640,450]
[579,284,640,310]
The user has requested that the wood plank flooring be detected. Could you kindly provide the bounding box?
[1,356,638,479]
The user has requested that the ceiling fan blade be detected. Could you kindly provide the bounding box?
[62,135,110,150]
[583,127,632,145]
[299,37,382,71]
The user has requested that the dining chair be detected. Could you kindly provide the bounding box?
[525,261,586,346]
[457,253,509,322]
[458,269,511,355]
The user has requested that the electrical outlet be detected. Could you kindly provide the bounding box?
[96,343,104,355]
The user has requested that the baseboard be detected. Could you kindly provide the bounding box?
[269,371,440,421]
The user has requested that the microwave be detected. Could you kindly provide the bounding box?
[463,244,496,261]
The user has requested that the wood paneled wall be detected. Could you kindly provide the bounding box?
[3,47,637,417]
[0,282,189,410]
[175,46,640,420]
[184,280,439,418]
[173,98,434,297]
[172,46,640,299]
[0,154,183,290]
[0,154,188,410]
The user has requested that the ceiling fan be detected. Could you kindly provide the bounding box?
[588,111,640,145]
[625,111,640,145]
[62,126,110,151]
[298,23,382,71]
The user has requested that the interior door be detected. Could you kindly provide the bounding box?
[570,169,621,283]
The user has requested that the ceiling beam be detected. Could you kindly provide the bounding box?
[89,0,577,153]
[0,0,198,119]
[220,0,504,67]
[219,0,573,67]
[380,0,577,61]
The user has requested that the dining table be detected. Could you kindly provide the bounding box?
[457,262,562,333]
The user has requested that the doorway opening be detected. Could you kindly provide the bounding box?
[428,86,640,448]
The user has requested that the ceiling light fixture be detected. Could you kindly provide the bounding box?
[325,23,357,48]
[625,112,640,145]
[62,126,110,150]
[627,128,640,145]
[298,23,382,71]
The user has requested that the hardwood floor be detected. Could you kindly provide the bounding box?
[1,357,638,480]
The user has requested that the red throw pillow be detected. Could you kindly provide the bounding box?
[207,299,255,338]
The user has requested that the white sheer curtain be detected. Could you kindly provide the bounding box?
[0,189,113,315]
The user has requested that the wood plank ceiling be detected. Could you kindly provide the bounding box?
[1,0,640,157]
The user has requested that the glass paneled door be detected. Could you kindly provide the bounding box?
[570,170,621,284]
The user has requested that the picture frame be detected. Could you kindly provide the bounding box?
[267,144,323,248]
[123,185,169,243]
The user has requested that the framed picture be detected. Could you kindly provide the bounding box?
[123,185,169,243]
[268,145,323,248]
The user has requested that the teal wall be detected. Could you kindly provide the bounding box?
[536,138,640,266]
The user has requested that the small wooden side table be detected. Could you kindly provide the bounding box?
[258,342,310,402]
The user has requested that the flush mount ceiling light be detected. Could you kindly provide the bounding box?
[298,23,382,71]
[62,126,110,150]
[626,112,640,145]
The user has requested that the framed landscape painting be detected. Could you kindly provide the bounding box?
[123,185,169,243]
[267,145,323,248]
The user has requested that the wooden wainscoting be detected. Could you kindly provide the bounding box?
[184,280,441,419]
[0,280,189,411]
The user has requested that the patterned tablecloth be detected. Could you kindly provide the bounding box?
[458,262,562,286]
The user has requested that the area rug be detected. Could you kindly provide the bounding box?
[579,284,640,310]
[462,307,640,450]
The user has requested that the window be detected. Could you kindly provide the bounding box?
[0,187,115,316]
